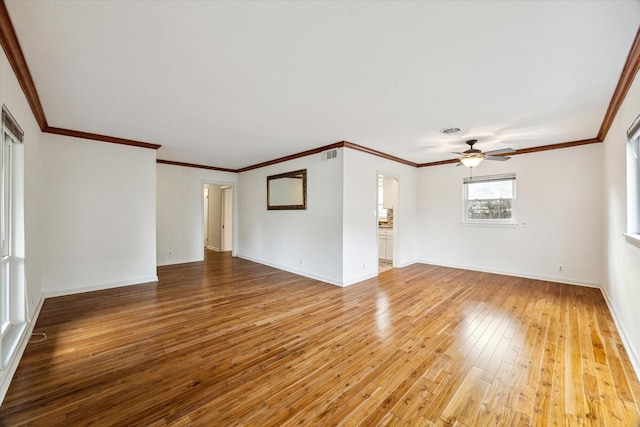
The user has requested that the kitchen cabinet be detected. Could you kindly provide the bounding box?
[382,178,398,209]
[378,228,393,261]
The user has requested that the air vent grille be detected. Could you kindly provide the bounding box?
[322,149,338,160]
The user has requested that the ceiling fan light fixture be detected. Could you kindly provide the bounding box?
[460,156,483,168]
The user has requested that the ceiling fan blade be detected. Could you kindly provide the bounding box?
[485,155,511,161]
[484,148,515,156]
[451,151,463,155]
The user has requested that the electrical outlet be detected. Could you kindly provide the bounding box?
[168,251,173,258]
[299,259,303,265]
[558,265,564,272]
[362,263,366,270]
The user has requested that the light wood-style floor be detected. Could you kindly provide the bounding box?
[1,251,639,426]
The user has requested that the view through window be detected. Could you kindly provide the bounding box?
[463,174,516,224]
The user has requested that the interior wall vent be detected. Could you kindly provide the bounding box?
[322,149,338,160]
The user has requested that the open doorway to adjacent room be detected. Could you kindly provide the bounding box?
[203,183,234,255]
[377,173,398,273]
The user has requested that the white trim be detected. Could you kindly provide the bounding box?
[461,222,519,228]
[462,173,517,226]
[600,287,640,382]
[157,257,202,267]
[623,233,640,249]
[394,259,418,269]
[201,180,238,258]
[42,276,158,298]
[0,296,44,405]
[237,254,344,287]
[417,259,601,288]
[343,272,378,287]
[206,245,220,252]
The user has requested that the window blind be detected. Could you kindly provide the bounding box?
[2,106,24,143]
[463,173,516,184]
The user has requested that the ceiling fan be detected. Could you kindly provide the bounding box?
[453,139,515,168]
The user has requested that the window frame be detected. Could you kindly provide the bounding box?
[0,106,27,371]
[462,173,517,226]
[625,112,640,247]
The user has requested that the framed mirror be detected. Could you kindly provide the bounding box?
[267,169,307,210]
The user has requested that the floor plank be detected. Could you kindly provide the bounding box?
[1,251,639,426]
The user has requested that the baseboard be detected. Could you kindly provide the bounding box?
[157,257,202,267]
[394,259,418,269]
[417,259,601,288]
[206,245,220,252]
[342,271,378,287]
[237,254,344,287]
[42,276,159,298]
[0,296,44,405]
[600,287,640,381]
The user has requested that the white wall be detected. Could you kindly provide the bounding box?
[237,149,344,285]
[342,149,418,285]
[602,71,640,376]
[156,163,237,266]
[40,134,157,296]
[417,144,603,287]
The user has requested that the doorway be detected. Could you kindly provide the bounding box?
[377,174,398,273]
[203,183,234,254]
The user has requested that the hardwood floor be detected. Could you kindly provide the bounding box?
[1,251,639,426]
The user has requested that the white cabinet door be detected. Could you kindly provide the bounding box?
[385,237,393,261]
[382,178,397,209]
[378,229,394,261]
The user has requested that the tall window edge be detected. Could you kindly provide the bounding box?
[623,233,640,249]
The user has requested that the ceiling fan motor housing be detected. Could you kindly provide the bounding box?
[464,139,481,154]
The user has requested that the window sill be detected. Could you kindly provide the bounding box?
[624,233,640,249]
[461,222,518,228]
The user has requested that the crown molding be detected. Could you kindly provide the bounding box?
[45,127,161,150]
[0,0,47,130]
[236,142,346,172]
[342,141,417,167]
[1,1,638,169]
[598,25,640,141]
[417,138,602,168]
[157,159,236,173]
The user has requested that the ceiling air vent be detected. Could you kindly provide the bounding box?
[440,127,461,135]
[322,149,338,160]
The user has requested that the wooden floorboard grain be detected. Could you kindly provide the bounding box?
[1,251,639,426]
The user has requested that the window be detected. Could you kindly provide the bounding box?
[463,173,516,225]
[626,113,640,241]
[0,106,26,370]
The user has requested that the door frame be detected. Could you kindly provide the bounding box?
[202,180,238,258]
[376,171,399,270]
[220,186,233,252]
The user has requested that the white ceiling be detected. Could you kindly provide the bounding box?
[5,1,640,169]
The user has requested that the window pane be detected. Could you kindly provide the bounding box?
[464,178,514,222]
[467,198,512,220]
[1,260,9,334]
[467,180,513,200]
